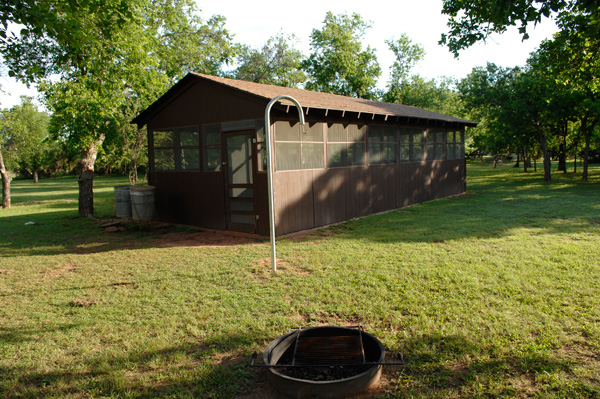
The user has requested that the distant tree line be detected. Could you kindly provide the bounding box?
[442,0,600,182]
[0,0,598,212]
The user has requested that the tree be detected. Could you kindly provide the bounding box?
[233,33,306,88]
[533,32,600,181]
[302,12,381,99]
[384,35,425,99]
[4,97,49,182]
[1,0,134,81]
[458,64,541,171]
[0,113,12,209]
[2,0,234,217]
[383,35,462,116]
[0,97,50,208]
[439,0,599,56]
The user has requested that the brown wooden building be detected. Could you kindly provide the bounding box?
[132,73,476,236]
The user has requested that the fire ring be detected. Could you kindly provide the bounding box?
[262,326,385,399]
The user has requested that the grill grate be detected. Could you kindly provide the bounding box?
[287,325,367,367]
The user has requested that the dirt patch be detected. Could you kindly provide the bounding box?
[154,230,258,248]
[69,297,100,307]
[251,258,313,278]
[41,262,78,279]
[284,227,342,242]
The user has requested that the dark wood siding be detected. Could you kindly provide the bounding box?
[149,171,226,229]
[146,81,267,129]
[273,159,465,235]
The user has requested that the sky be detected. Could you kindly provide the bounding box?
[0,0,558,109]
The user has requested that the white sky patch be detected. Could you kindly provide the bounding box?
[0,0,558,109]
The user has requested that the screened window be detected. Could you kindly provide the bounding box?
[326,123,366,168]
[368,126,397,165]
[152,126,200,171]
[427,130,446,161]
[411,130,426,161]
[274,121,324,171]
[202,123,221,171]
[446,130,465,160]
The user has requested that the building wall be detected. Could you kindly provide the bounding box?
[146,79,268,232]
[143,77,467,236]
[150,171,226,229]
[273,159,465,236]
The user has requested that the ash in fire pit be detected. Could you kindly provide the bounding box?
[259,326,387,399]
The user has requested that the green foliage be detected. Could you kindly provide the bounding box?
[383,35,462,116]
[458,63,552,163]
[386,34,426,85]
[232,32,306,88]
[3,0,235,195]
[0,0,135,81]
[0,97,50,174]
[302,12,381,99]
[439,0,599,56]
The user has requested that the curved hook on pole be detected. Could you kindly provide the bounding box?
[264,96,306,272]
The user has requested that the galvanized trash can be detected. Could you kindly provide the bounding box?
[130,186,156,221]
[114,185,134,218]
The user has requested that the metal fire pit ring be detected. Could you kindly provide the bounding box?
[262,326,385,399]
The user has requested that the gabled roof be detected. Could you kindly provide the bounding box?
[133,72,477,127]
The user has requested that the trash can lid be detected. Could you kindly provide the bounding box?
[130,185,155,192]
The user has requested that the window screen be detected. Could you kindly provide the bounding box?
[368,125,397,165]
[427,130,448,161]
[203,123,221,171]
[152,126,200,171]
[327,123,366,168]
[274,121,324,171]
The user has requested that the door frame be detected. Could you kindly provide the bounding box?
[222,130,257,233]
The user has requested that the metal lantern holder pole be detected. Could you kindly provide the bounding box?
[264,96,306,272]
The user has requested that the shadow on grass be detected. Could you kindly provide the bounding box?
[0,329,264,399]
[332,169,600,245]
[0,208,259,258]
[386,333,598,398]
[2,331,595,398]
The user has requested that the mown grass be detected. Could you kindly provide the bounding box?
[1,163,599,398]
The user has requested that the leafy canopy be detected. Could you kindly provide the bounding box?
[440,0,600,56]
[302,12,381,99]
[233,33,306,88]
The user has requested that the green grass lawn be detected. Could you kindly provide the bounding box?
[1,163,599,398]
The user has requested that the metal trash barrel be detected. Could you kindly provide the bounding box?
[130,185,155,221]
[114,185,133,218]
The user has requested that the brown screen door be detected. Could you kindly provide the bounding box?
[224,131,256,233]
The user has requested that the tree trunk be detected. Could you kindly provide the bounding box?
[581,118,591,182]
[33,170,39,183]
[129,160,138,185]
[574,153,577,174]
[538,126,551,182]
[514,149,520,168]
[77,137,104,218]
[0,149,12,209]
[558,126,567,173]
